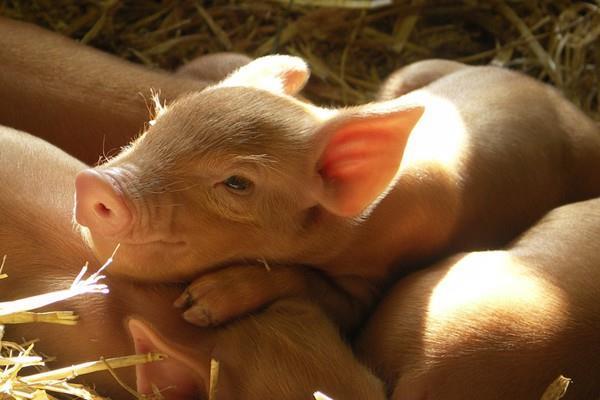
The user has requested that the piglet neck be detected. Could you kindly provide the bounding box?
[323,175,458,284]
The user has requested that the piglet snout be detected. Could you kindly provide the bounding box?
[74,169,132,237]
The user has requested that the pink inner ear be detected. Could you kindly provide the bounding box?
[321,124,399,180]
[318,110,420,217]
[128,319,205,400]
[282,69,309,94]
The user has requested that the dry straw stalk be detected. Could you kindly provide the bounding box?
[0,254,162,399]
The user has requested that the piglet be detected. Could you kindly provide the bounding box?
[0,17,251,164]
[356,197,600,399]
[0,125,385,400]
[73,55,600,330]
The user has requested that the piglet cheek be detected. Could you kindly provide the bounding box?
[127,319,207,400]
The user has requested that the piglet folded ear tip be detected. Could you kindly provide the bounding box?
[261,54,310,93]
[219,54,310,95]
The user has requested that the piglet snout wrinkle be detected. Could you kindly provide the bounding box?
[74,168,132,237]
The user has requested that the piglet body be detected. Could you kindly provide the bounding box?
[356,197,600,399]
[0,17,252,164]
[74,56,600,329]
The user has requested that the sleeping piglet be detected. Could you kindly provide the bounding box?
[73,55,600,330]
[356,196,600,399]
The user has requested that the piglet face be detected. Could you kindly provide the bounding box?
[75,87,328,281]
[74,55,424,282]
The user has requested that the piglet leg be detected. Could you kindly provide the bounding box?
[175,264,376,332]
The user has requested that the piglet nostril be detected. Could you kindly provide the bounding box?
[74,168,133,237]
[94,202,111,218]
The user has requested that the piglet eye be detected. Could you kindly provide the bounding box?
[222,175,253,192]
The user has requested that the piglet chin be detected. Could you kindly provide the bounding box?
[77,223,194,281]
[128,318,207,400]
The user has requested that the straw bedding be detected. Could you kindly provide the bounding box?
[1,0,598,118]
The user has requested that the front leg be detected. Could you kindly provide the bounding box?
[175,263,379,333]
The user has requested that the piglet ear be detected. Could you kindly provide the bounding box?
[128,318,207,400]
[312,102,424,217]
[217,55,309,95]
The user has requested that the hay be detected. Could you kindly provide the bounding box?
[0,0,597,119]
[540,375,572,400]
[0,253,162,400]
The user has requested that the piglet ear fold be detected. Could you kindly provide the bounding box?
[311,102,424,217]
[217,55,309,95]
[127,318,207,400]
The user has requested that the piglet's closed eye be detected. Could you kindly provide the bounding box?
[128,319,207,400]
